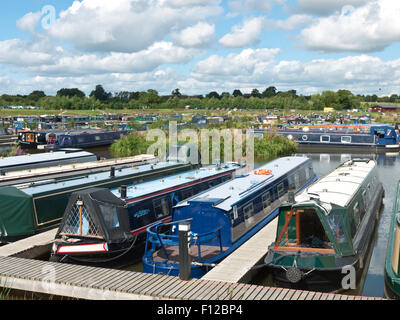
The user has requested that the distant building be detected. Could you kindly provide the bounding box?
[368,105,398,113]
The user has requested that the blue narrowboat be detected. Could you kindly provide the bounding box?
[45,130,129,150]
[142,156,317,278]
[253,124,400,150]
[49,162,242,265]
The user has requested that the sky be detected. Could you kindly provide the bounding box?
[1,0,400,97]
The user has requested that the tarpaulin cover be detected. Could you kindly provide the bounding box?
[0,186,35,238]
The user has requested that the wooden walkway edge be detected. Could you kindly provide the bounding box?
[0,256,383,300]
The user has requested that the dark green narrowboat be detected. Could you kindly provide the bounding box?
[0,161,197,243]
[384,181,400,299]
[264,159,384,292]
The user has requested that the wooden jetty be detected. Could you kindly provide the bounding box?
[202,217,278,283]
[0,256,383,300]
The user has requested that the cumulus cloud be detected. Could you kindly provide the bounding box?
[170,22,216,48]
[266,14,312,30]
[299,0,400,53]
[294,0,371,16]
[16,11,43,33]
[228,0,285,16]
[45,0,223,53]
[219,17,266,48]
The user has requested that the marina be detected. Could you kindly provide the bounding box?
[49,162,241,266]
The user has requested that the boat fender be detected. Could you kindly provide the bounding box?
[286,267,303,284]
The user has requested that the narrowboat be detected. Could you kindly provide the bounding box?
[142,156,317,278]
[49,162,242,265]
[0,160,197,243]
[384,180,400,299]
[253,124,400,150]
[0,150,97,173]
[0,154,156,187]
[264,159,384,293]
[44,130,129,150]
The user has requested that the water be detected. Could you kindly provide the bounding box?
[86,147,397,297]
[291,151,399,297]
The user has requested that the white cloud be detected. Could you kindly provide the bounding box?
[294,0,371,16]
[299,0,400,53]
[45,0,223,53]
[170,22,215,48]
[266,14,312,30]
[16,11,43,33]
[219,17,266,48]
[228,0,285,16]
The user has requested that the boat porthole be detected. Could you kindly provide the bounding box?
[302,135,308,141]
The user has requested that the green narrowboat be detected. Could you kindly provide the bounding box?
[264,159,384,292]
[384,181,400,299]
[0,161,197,243]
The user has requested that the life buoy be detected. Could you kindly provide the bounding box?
[254,169,272,175]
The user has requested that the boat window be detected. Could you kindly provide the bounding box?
[353,203,360,226]
[181,188,193,199]
[60,203,101,238]
[153,197,169,219]
[275,209,333,251]
[243,203,254,227]
[262,192,271,211]
[305,167,311,180]
[320,135,330,142]
[278,183,285,199]
[294,174,300,189]
[99,204,120,229]
[341,136,352,144]
[95,135,101,141]
[327,215,346,244]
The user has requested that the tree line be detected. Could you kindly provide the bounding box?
[0,85,397,111]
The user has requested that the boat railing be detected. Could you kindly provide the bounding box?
[145,221,224,264]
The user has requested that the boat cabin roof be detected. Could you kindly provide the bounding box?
[175,156,312,212]
[110,162,240,201]
[0,151,95,169]
[15,161,183,196]
[295,159,376,208]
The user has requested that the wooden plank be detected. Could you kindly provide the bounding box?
[304,292,316,300]
[160,279,189,299]
[171,280,204,300]
[253,287,273,300]
[180,280,210,300]
[89,270,128,289]
[230,284,254,300]
[138,274,173,296]
[117,272,150,292]
[262,287,282,300]
[275,288,291,300]
[187,280,214,300]
[290,290,303,300]
[297,291,310,300]
[239,286,259,300]
[245,286,266,300]
[57,265,100,285]
[147,276,182,297]
[71,268,113,287]
[312,292,322,300]
[108,272,143,291]
[193,281,223,300]
[126,274,163,293]
[205,282,236,300]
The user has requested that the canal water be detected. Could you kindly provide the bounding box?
[83,147,397,297]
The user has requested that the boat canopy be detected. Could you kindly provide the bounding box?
[56,188,133,245]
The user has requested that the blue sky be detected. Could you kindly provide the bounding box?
[0,0,400,97]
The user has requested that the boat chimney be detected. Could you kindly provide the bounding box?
[119,185,127,199]
[288,190,295,204]
[110,166,115,178]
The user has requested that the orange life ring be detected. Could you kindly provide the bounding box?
[254,169,272,175]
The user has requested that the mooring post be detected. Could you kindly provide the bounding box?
[179,221,191,281]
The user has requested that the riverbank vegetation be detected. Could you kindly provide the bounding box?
[110,129,297,162]
[2,85,400,112]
